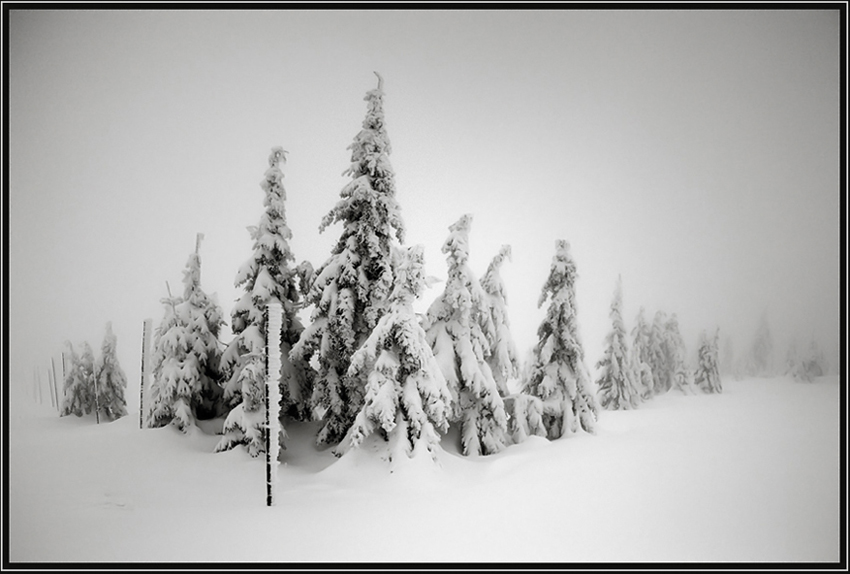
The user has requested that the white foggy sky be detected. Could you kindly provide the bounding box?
[8,9,841,390]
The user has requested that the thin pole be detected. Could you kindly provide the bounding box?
[37,368,45,405]
[139,318,152,429]
[47,367,55,409]
[52,358,60,412]
[93,362,100,424]
[265,301,282,507]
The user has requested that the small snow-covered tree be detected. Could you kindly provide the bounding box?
[60,342,94,417]
[336,245,452,462]
[217,147,312,456]
[720,334,737,378]
[148,238,226,433]
[647,310,670,394]
[630,308,654,400]
[694,328,722,394]
[480,245,519,397]
[504,393,547,445]
[292,73,406,447]
[424,214,508,456]
[523,239,599,439]
[747,311,774,376]
[786,337,828,382]
[94,322,128,421]
[596,276,641,410]
[665,314,696,395]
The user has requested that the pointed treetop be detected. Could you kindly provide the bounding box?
[449,213,473,235]
[374,71,383,91]
[195,232,204,255]
[492,244,512,267]
[269,147,288,167]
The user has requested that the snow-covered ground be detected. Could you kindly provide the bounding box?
[8,375,841,564]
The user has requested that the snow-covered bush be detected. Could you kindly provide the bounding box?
[423,214,509,456]
[336,245,452,462]
[94,322,128,421]
[292,73,406,448]
[503,393,547,445]
[596,276,641,410]
[216,147,312,456]
[523,239,598,439]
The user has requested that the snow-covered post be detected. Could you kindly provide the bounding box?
[47,366,56,409]
[265,301,283,506]
[36,368,44,404]
[50,358,59,410]
[92,362,100,424]
[139,318,152,429]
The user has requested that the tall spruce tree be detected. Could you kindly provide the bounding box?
[480,245,519,397]
[148,237,225,432]
[61,342,93,417]
[596,276,641,410]
[630,307,654,400]
[523,240,599,438]
[94,322,128,421]
[423,214,508,456]
[747,311,774,376]
[336,245,452,462]
[721,335,737,378]
[292,73,406,447]
[647,310,670,394]
[694,328,722,394]
[216,147,311,456]
[665,313,696,395]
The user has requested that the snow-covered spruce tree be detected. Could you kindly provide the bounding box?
[747,311,774,377]
[665,313,696,395]
[480,245,519,397]
[291,73,405,447]
[596,276,641,410]
[647,310,671,394]
[60,342,93,417]
[216,147,312,456]
[148,238,226,433]
[523,239,599,439]
[423,214,509,456]
[721,335,739,379]
[336,245,452,462]
[694,329,722,394]
[94,322,128,421]
[630,308,655,400]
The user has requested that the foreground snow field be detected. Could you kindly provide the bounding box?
[8,375,841,564]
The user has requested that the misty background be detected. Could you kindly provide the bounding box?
[8,9,840,398]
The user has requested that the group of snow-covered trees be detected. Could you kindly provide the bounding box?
[60,323,128,421]
[717,312,829,382]
[593,280,724,412]
[142,74,605,462]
